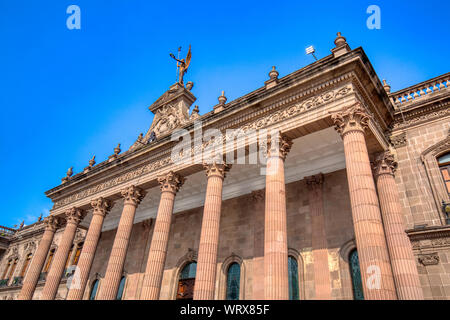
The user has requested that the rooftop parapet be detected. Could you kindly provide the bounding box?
[389,72,450,110]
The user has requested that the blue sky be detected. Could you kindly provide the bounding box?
[0,1,449,227]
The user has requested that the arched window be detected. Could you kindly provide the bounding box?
[177,262,197,300]
[89,279,99,300]
[438,153,450,194]
[8,259,18,279]
[349,249,364,300]
[116,276,126,300]
[20,253,32,278]
[65,245,74,269]
[288,256,299,300]
[44,249,55,273]
[2,260,11,279]
[73,243,83,266]
[226,263,240,300]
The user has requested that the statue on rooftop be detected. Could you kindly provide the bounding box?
[170,45,191,86]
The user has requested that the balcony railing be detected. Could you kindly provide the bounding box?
[11,276,23,287]
[0,226,16,237]
[390,73,450,108]
[0,279,9,288]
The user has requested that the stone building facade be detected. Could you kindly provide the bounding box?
[0,33,449,300]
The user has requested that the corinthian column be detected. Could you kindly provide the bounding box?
[193,162,232,300]
[141,171,185,300]
[40,208,85,300]
[306,174,332,300]
[98,185,146,300]
[18,216,59,300]
[66,197,112,300]
[264,133,292,300]
[373,151,424,299]
[331,103,397,300]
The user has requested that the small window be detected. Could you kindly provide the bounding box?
[177,262,197,300]
[20,254,32,278]
[288,256,299,300]
[349,249,364,300]
[2,260,12,279]
[226,263,241,300]
[89,279,99,300]
[438,153,450,194]
[116,276,126,300]
[73,244,83,266]
[44,249,55,273]
[8,259,18,279]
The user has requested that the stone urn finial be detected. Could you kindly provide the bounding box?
[269,66,279,80]
[334,32,347,47]
[186,81,194,91]
[218,91,227,105]
[61,166,73,184]
[114,143,121,155]
[89,155,96,167]
[382,79,391,93]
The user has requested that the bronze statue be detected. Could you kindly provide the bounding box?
[170,45,191,86]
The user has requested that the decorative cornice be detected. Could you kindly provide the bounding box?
[331,102,370,137]
[421,133,450,159]
[90,197,112,217]
[372,151,397,178]
[51,84,354,211]
[121,185,146,206]
[157,171,185,194]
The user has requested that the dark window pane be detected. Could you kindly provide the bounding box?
[226,263,240,300]
[180,262,197,280]
[288,256,299,300]
[116,276,126,300]
[89,280,99,300]
[349,249,364,300]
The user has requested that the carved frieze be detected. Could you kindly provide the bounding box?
[52,84,353,210]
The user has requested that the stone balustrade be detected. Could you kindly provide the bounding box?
[390,73,449,108]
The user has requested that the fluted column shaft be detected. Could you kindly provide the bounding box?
[141,172,185,300]
[66,198,111,300]
[193,163,231,300]
[18,216,59,300]
[332,103,397,300]
[373,152,424,300]
[306,174,332,300]
[41,208,85,300]
[98,186,145,300]
[264,133,292,300]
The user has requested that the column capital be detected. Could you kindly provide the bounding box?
[264,133,293,161]
[372,151,397,178]
[65,207,86,226]
[203,162,232,179]
[305,173,324,190]
[43,216,59,232]
[331,102,370,137]
[91,197,113,217]
[121,185,146,206]
[157,171,185,194]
